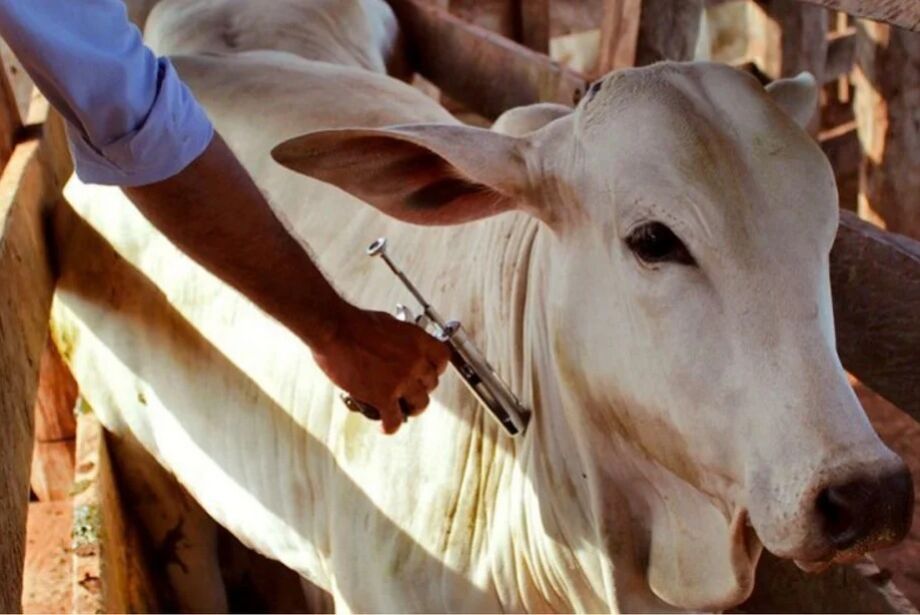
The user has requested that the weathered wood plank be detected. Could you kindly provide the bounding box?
[597,0,643,73]
[387,0,588,119]
[635,0,705,65]
[22,501,73,613]
[853,21,920,238]
[31,339,78,502]
[794,0,920,32]
[34,340,78,443]
[758,0,830,134]
[825,28,857,83]
[831,211,920,421]
[760,0,830,83]
[22,501,72,615]
[0,43,22,173]
[0,142,64,613]
[31,440,76,503]
[447,0,515,37]
[71,408,158,614]
[0,108,71,612]
[517,0,551,53]
[819,120,861,210]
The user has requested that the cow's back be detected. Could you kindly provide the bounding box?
[145,0,407,76]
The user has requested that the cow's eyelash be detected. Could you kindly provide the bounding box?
[624,221,696,267]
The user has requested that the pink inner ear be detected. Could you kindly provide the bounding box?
[275,132,514,226]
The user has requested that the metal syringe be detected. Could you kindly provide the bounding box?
[341,238,530,437]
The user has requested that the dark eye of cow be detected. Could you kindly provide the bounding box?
[625,222,696,267]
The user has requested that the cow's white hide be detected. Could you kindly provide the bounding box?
[51,5,906,613]
[144,0,407,76]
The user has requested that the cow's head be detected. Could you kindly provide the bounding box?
[272,62,912,610]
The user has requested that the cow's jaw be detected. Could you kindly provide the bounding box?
[520,327,764,611]
[482,229,758,613]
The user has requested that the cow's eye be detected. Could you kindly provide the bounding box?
[625,222,695,266]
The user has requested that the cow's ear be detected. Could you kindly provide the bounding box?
[492,103,572,136]
[271,124,535,226]
[765,72,817,129]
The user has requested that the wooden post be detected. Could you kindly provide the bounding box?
[832,211,920,420]
[0,96,71,611]
[445,0,550,53]
[852,22,920,238]
[792,0,919,32]
[825,25,856,84]
[516,0,551,53]
[387,0,588,119]
[447,0,517,37]
[0,142,57,614]
[635,0,705,65]
[31,340,78,502]
[759,0,830,83]
[597,0,703,75]
[597,0,643,73]
[0,46,21,173]
[72,410,158,613]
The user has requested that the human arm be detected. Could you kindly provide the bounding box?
[124,134,448,434]
[0,0,448,433]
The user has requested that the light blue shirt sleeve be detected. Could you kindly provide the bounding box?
[0,0,214,186]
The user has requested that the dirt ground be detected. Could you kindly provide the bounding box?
[853,378,920,607]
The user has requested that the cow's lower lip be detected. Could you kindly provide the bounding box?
[793,548,865,573]
[736,509,763,563]
[793,558,833,573]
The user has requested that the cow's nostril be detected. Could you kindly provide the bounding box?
[815,469,914,552]
[816,480,871,550]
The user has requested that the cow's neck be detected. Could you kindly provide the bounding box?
[419,215,618,612]
[434,215,683,612]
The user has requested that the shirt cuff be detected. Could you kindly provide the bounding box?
[67,57,214,187]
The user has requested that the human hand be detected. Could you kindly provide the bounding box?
[312,305,450,434]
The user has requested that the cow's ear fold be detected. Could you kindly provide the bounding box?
[765,72,817,129]
[271,124,535,226]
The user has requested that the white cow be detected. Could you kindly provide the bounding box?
[52,1,912,612]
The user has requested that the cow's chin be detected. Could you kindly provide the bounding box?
[793,546,867,573]
[640,464,764,611]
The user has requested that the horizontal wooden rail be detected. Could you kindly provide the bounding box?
[832,212,920,421]
[824,28,857,83]
[72,410,158,613]
[795,0,919,31]
[386,0,588,120]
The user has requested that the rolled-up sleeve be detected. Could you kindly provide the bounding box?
[0,0,213,186]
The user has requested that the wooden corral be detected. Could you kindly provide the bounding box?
[0,0,918,612]
[0,55,71,613]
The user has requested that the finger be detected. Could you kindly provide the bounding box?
[380,401,403,435]
[417,369,438,392]
[401,387,430,417]
[397,398,412,419]
[422,339,451,374]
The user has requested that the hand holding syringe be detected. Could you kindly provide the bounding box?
[341,238,530,437]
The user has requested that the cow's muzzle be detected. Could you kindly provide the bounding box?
[814,467,914,555]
